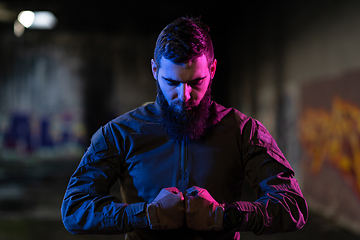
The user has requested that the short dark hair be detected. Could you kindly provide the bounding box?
[154,17,214,70]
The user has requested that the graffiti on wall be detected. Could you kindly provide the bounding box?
[299,70,360,233]
[300,97,360,197]
[0,33,88,161]
[0,111,86,160]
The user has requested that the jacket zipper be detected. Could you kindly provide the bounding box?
[180,138,188,191]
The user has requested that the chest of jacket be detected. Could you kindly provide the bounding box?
[114,120,245,205]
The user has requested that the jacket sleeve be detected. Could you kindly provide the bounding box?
[61,125,148,234]
[235,118,308,235]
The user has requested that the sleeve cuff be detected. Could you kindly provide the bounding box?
[235,201,256,232]
[124,202,149,230]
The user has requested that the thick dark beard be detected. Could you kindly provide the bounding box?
[157,81,212,142]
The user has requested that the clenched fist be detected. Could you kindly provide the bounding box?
[146,187,185,230]
[185,186,224,231]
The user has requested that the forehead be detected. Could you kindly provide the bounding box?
[159,55,209,82]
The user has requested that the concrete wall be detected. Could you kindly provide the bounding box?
[0,30,156,161]
[1,2,360,234]
[231,1,360,234]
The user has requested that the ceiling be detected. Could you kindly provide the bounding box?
[0,0,294,35]
[0,0,220,33]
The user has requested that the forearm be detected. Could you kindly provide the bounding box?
[235,178,308,235]
[61,156,149,234]
[61,192,148,234]
[240,118,309,234]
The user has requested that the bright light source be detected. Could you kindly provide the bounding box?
[17,10,57,29]
[31,11,57,29]
[15,10,58,36]
[18,10,35,28]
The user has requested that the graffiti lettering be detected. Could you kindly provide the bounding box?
[300,97,360,197]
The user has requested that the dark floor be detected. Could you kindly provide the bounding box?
[0,159,359,240]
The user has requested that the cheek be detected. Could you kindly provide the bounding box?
[166,90,177,101]
[194,89,206,101]
[194,82,210,101]
[159,82,175,101]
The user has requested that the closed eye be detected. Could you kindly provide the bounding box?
[190,79,203,87]
[162,77,206,87]
[162,77,179,86]
[167,80,180,86]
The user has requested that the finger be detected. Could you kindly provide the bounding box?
[189,190,198,196]
[164,187,180,194]
[186,186,202,197]
[186,185,201,192]
[164,188,184,201]
[178,191,184,201]
[165,188,184,201]
[185,198,198,216]
[213,206,224,231]
[154,188,181,203]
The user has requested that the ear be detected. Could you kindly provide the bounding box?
[210,59,217,79]
[151,59,158,80]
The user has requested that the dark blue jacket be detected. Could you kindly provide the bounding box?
[61,99,308,239]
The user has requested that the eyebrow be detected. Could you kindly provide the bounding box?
[162,76,206,84]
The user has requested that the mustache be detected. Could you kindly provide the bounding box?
[172,99,197,108]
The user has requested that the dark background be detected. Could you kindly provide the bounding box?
[1,0,360,239]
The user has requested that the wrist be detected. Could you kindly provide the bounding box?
[223,203,242,230]
[146,203,160,230]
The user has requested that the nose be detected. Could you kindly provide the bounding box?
[178,83,191,102]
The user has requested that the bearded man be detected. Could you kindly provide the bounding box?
[61,17,308,240]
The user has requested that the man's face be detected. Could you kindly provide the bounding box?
[151,54,217,112]
[151,55,217,141]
